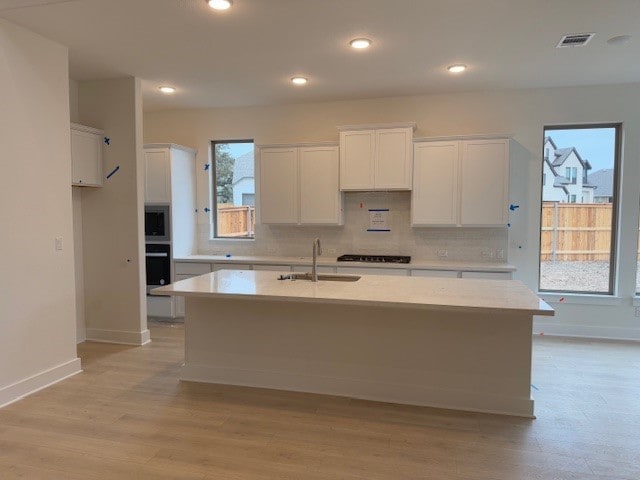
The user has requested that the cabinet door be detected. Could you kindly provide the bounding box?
[374,128,413,189]
[71,128,103,186]
[299,146,342,224]
[412,141,459,226]
[259,147,299,224]
[213,263,250,271]
[144,149,171,203]
[339,130,374,190]
[460,139,509,226]
[252,265,292,272]
[336,267,408,276]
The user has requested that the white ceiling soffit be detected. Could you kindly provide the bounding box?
[0,0,77,12]
[0,0,639,111]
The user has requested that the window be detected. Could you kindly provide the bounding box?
[539,124,620,294]
[211,140,255,239]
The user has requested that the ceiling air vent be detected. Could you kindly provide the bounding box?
[556,33,595,48]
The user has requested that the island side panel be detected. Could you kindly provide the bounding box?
[182,297,534,417]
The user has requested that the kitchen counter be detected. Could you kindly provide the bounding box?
[155,270,552,418]
[154,270,550,316]
[173,254,516,272]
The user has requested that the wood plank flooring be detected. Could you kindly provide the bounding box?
[1,322,639,479]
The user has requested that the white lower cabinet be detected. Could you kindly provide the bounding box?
[213,263,251,271]
[461,271,512,280]
[411,269,460,278]
[172,263,213,317]
[292,265,336,274]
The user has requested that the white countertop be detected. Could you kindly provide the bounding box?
[173,254,516,272]
[153,270,552,316]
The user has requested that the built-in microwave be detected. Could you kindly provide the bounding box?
[145,205,170,242]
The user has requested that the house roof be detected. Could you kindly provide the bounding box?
[551,147,592,170]
[589,168,614,197]
[232,151,255,185]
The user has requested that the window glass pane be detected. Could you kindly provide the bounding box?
[540,126,618,293]
[212,141,255,239]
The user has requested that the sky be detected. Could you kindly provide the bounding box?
[227,142,254,159]
[545,128,616,173]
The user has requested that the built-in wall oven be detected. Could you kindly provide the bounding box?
[145,243,171,294]
[145,205,170,242]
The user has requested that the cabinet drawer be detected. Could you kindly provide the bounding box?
[411,270,460,278]
[252,265,292,272]
[292,265,336,274]
[461,271,512,280]
[174,262,212,275]
[213,263,251,271]
[337,267,408,276]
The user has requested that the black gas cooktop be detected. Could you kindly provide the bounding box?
[336,254,411,264]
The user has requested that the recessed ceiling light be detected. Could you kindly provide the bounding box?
[447,64,467,74]
[291,76,308,85]
[350,38,372,49]
[207,0,232,10]
[607,34,632,45]
[158,86,176,94]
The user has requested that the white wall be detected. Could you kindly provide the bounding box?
[78,78,149,345]
[0,19,81,406]
[144,83,640,340]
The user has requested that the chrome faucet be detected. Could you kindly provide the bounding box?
[311,238,322,282]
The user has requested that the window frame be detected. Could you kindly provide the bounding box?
[538,123,622,295]
[210,139,255,240]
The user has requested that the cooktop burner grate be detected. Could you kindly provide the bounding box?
[336,254,411,264]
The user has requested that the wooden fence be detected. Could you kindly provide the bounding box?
[217,205,255,237]
[541,202,615,261]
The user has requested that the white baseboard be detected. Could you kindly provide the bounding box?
[534,320,640,342]
[0,358,82,409]
[86,328,151,346]
[180,363,534,418]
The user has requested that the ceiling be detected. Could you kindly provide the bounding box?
[1,0,639,111]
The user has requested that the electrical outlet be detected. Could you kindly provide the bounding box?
[635,307,640,318]
[266,246,277,254]
[436,249,448,258]
[55,236,63,251]
[496,249,505,260]
[481,250,494,259]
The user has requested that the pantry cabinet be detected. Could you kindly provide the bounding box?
[412,137,509,227]
[259,143,343,225]
[339,124,415,190]
[71,123,104,187]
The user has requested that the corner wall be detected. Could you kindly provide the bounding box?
[78,78,149,345]
[0,19,81,406]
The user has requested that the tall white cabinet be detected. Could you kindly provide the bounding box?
[338,123,415,190]
[144,144,197,318]
[412,137,509,227]
[71,123,104,187]
[258,143,343,225]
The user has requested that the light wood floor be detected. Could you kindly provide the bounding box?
[1,323,639,479]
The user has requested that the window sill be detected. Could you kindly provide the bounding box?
[539,293,623,306]
[208,237,255,243]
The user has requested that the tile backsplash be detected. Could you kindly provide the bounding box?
[198,191,508,261]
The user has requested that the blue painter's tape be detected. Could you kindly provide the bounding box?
[104,137,110,145]
[204,163,210,171]
[366,229,391,232]
[509,204,520,211]
[531,384,539,391]
[204,207,211,213]
[106,165,120,179]
[368,208,389,212]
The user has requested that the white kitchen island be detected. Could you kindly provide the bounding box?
[153,270,553,417]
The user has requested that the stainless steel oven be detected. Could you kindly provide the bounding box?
[145,243,171,294]
[145,205,170,242]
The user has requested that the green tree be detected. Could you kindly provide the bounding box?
[215,144,235,204]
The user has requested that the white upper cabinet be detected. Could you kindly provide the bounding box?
[144,149,171,203]
[71,123,103,187]
[299,145,341,224]
[339,123,415,191]
[259,146,299,224]
[412,137,509,227]
[412,141,459,226]
[259,144,342,225]
[460,139,509,226]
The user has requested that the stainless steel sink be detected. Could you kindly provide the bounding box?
[278,273,361,282]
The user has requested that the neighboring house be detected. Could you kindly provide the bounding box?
[543,137,595,203]
[588,168,614,203]
[232,150,255,206]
